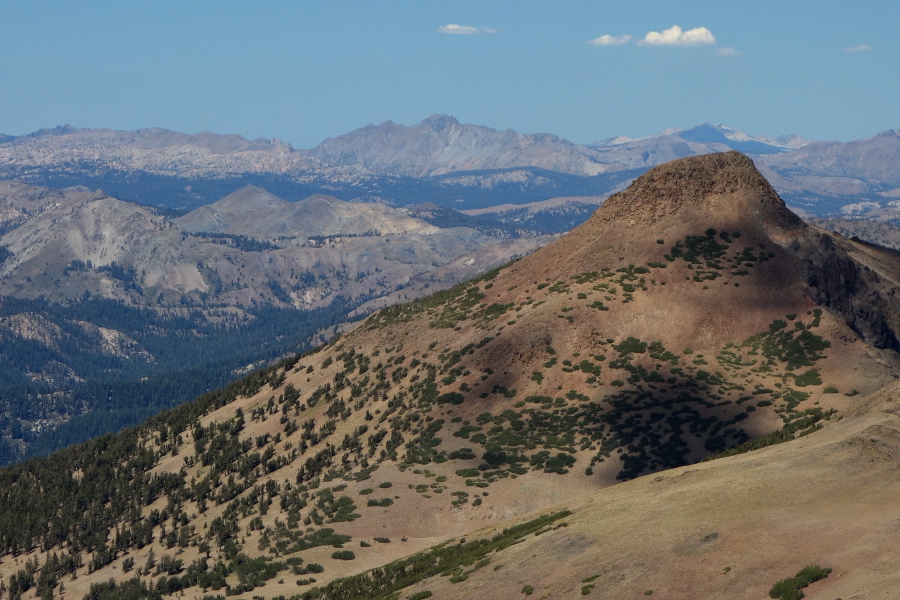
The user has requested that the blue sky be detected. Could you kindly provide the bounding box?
[1,1,896,147]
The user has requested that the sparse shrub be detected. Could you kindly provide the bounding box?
[768,565,831,600]
[793,369,822,387]
[615,337,647,355]
[367,498,394,507]
[437,392,465,405]
[522,585,534,595]
[449,448,476,460]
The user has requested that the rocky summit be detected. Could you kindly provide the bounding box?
[2,152,900,599]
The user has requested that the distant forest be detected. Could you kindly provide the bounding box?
[0,295,365,465]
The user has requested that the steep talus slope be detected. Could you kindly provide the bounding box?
[3,152,900,600]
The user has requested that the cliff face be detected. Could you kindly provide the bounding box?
[802,233,900,351]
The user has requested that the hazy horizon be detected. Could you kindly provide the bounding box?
[2,1,896,147]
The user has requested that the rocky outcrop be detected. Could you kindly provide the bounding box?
[804,233,900,351]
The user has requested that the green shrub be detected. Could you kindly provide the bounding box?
[793,369,822,387]
[331,550,356,560]
[522,585,534,595]
[367,498,394,507]
[614,337,647,355]
[769,565,832,600]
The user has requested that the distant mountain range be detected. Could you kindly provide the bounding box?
[310,113,608,177]
[3,117,899,217]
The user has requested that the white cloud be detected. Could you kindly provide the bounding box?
[715,47,741,57]
[845,44,874,52]
[438,24,496,35]
[587,34,633,46]
[639,25,716,46]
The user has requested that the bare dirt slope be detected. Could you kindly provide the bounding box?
[422,381,900,600]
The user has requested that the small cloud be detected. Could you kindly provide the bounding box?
[588,34,633,46]
[715,47,741,57]
[639,25,716,46]
[845,44,874,52]
[438,24,496,35]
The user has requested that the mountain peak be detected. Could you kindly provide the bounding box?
[25,124,81,138]
[216,185,288,210]
[421,114,460,130]
[598,151,803,230]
